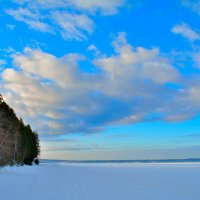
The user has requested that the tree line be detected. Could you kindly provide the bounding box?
[0,94,40,166]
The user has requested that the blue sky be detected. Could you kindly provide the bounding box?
[1,0,200,160]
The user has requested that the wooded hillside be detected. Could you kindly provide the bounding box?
[0,94,40,166]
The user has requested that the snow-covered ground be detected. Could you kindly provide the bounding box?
[0,163,200,200]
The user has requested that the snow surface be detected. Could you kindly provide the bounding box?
[0,163,200,200]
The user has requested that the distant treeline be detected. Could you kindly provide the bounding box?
[0,95,40,166]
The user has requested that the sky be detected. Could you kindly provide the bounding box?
[0,0,200,160]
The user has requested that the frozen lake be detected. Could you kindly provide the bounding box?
[0,163,200,200]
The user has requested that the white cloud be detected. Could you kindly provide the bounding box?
[1,33,191,135]
[6,0,126,40]
[95,33,179,99]
[87,44,101,56]
[172,23,200,41]
[164,79,200,122]
[6,8,53,33]
[13,0,68,9]
[0,60,6,72]
[182,0,200,15]
[13,0,125,14]
[6,24,16,31]
[0,60,6,66]
[192,52,200,68]
[52,11,94,40]
[12,47,85,88]
[67,0,125,15]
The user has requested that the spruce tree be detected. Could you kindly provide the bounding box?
[0,95,40,166]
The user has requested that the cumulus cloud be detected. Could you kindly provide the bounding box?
[6,0,125,40]
[2,33,197,135]
[87,45,101,56]
[172,23,200,41]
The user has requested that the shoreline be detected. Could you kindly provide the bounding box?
[40,162,200,168]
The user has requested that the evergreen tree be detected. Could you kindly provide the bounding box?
[0,95,40,166]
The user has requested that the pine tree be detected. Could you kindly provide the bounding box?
[0,95,40,166]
